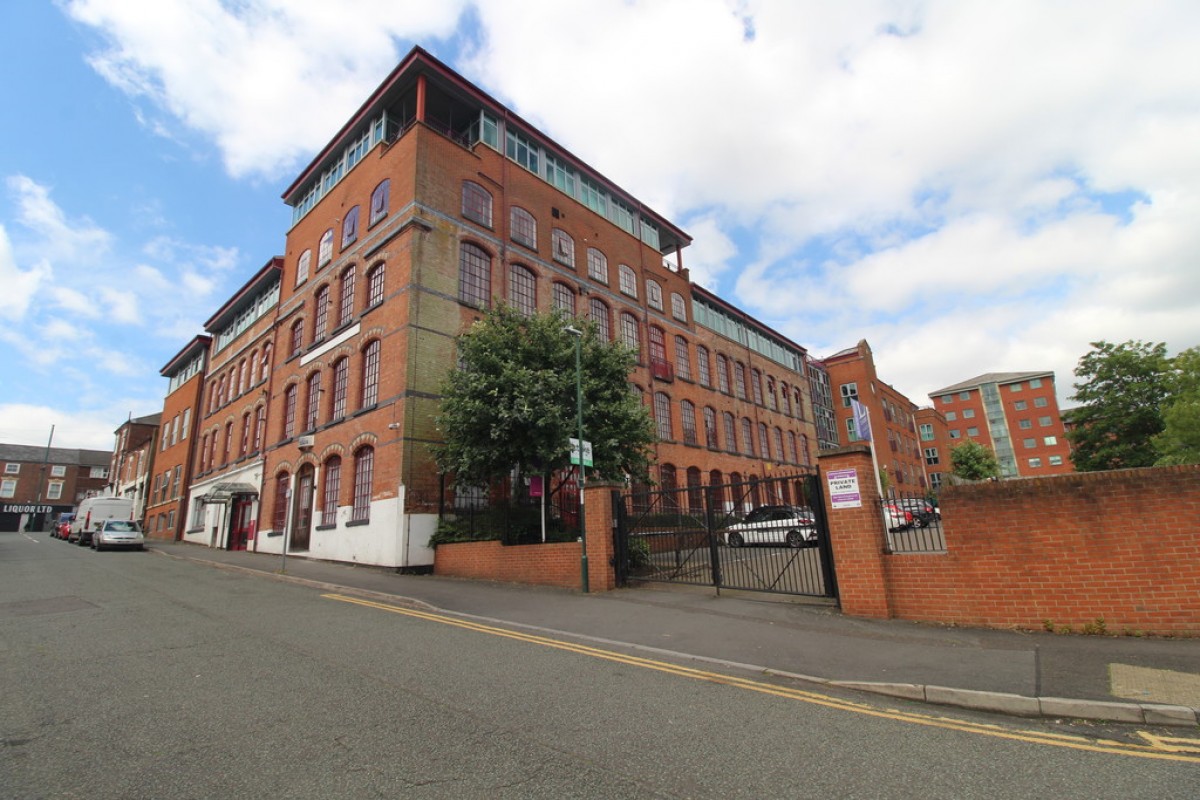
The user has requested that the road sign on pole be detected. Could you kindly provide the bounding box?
[569,438,593,468]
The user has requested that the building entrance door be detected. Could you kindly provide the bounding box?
[291,466,314,551]
[229,497,253,551]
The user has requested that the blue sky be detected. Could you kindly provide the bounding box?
[3,1,1199,450]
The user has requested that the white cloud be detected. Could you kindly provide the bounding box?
[6,175,112,261]
[66,0,471,179]
[0,224,49,319]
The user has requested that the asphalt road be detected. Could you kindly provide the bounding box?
[3,531,1197,798]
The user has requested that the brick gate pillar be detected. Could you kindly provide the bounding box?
[817,444,892,619]
[583,480,620,591]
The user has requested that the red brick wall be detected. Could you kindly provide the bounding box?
[820,447,1200,635]
[434,482,618,591]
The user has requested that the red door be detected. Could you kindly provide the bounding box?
[229,498,252,551]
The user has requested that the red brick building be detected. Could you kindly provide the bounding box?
[144,335,211,541]
[928,371,1074,477]
[161,47,833,568]
[823,340,928,494]
[0,443,110,531]
[109,414,161,523]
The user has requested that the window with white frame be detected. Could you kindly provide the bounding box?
[646,280,663,310]
[586,247,608,284]
[618,264,637,297]
[369,179,390,227]
[4,463,18,474]
[510,207,537,249]
[50,465,66,477]
[1028,457,1042,468]
[670,292,687,321]
[296,249,312,286]
[341,205,360,249]
[462,181,493,227]
[552,282,574,316]
[0,479,15,498]
[840,382,858,407]
[318,229,333,268]
[509,264,537,316]
[1048,455,1063,466]
[551,228,575,267]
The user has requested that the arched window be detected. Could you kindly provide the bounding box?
[757,422,769,458]
[716,355,730,393]
[318,229,333,268]
[653,392,672,440]
[670,292,687,321]
[787,431,798,464]
[552,282,575,316]
[646,279,663,310]
[337,266,355,327]
[780,382,791,416]
[696,346,711,387]
[254,406,265,452]
[459,242,491,308]
[703,407,718,449]
[282,385,297,439]
[733,362,747,399]
[260,344,273,383]
[239,412,250,458]
[361,340,380,408]
[462,181,493,227]
[648,326,666,365]
[341,205,360,249]
[619,312,640,355]
[366,262,385,308]
[272,472,290,532]
[741,418,754,456]
[510,206,536,248]
[751,369,764,405]
[686,467,704,513]
[618,264,637,297]
[552,228,575,267]
[313,285,330,340]
[330,357,349,421]
[321,456,341,526]
[674,336,692,380]
[289,318,304,359]
[352,446,374,522]
[681,400,697,445]
[369,179,390,227]
[509,264,537,315]
[296,249,311,286]
[305,372,321,432]
[588,298,610,340]
[723,412,737,453]
[659,464,677,492]
[586,247,608,284]
[773,427,785,462]
[800,434,810,465]
[766,377,777,411]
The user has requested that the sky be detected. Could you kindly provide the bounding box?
[2,0,1199,451]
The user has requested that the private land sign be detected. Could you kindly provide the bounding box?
[826,469,862,509]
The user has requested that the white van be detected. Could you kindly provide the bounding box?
[70,497,135,545]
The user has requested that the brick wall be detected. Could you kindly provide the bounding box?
[820,446,1200,635]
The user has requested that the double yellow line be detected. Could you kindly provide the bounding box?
[323,593,1200,763]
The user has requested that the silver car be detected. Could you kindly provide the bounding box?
[92,519,145,552]
[723,505,818,548]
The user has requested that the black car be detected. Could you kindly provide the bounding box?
[896,498,938,528]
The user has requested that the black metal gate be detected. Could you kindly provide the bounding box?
[613,471,837,599]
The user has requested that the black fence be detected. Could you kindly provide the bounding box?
[439,471,581,545]
[615,471,837,598]
[881,491,946,553]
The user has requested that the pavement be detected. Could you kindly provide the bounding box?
[146,539,1200,728]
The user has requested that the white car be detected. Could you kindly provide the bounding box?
[92,519,145,552]
[723,505,818,548]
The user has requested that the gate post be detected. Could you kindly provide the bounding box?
[817,444,893,619]
[583,480,620,591]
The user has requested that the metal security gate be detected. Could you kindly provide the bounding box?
[613,471,837,599]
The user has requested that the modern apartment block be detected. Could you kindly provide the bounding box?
[0,443,110,531]
[928,371,1074,478]
[913,406,951,490]
[157,46,832,567]
[823,340,929,493]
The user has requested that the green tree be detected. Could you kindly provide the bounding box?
[1065,340,1170,471]
[950,440,1001,481]
[435,305,656,484]
[1153,346,1200,465]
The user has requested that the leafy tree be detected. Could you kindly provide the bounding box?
[435,305,656,485]
[1153,346,1200,465]
[1065,340,1170,471]
[950,440,1001,481]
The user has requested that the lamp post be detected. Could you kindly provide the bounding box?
[564,325,588,593]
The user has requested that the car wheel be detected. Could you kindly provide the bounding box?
[727,532,744,548]
[786,530,805,548]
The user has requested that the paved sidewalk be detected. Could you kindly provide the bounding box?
[148,541,1200,728]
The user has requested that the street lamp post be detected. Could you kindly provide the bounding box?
[564,325,588,593]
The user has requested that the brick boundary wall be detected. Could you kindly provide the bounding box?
[433,481,618,591]
[819,446,1200,636]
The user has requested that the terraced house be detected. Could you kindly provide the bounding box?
[169,46,835,568]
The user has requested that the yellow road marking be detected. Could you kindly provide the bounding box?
[323,593,1200,764]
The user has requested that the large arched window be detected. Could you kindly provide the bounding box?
[289,318,304,359]
[296,249,311,287]
[619,312,640,355]
[716,354,730,393]
[703,407,718,449]
[462,181,493,227]
[510,206,536,248]
[552,282,575,316]
[282,385,298,439]
[459,242,491,308]
[723,412,737,453]
[337,266,356,327]
[330,357,349,422]
[304,372,321,432]
[341,205,360,249]
[361,340,380,408]
[648,326,667,365]
[509,264,537,315]
[646,279,663,310]
[352,446,374,522]
[674,336,692,381]
[321,456,341,527]
[313,285,330,341]
[696,346,711,387]
[586,247,608,284]
[588,298,610,340]
[272,472,290,532]
[369,179,390,226]
[680,400,697,445]
[653,392,672,440]
[618,264,637,297]
[366,262,385,308]
[552,228,575,267]
[317,229,333,268]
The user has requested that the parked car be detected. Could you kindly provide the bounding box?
[723,505,818,548]
[70,496,134,544]
[91,519,145,552]
[883,504,914,532]
[53,512,75,539]
[896,498,938,528]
